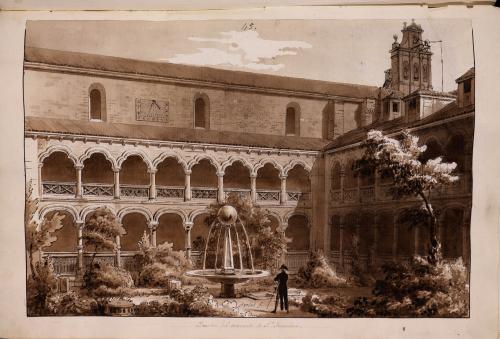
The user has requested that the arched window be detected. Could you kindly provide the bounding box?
[285,104,300,136]
[89,84,106,121]
[194,95,209,129]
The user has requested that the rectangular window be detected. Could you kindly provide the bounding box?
[285,107,296,135]
[464,79,471,93]
[392,102,399,112]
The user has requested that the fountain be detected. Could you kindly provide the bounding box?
[185,205,270,298]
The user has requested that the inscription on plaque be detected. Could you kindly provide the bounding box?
[135,98,169,122]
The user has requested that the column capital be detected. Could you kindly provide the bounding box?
[216,171,225,177]
[250,173,257,179]
[279,174,288,180]
[183,221,194,230]
[75,164,84,170]
[147,168,158,174]
[113,166,121,173]
[76,220,85,227]
[148,221,159,229]
[185,169,192,175]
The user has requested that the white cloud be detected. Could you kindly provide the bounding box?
[164,30,311,71]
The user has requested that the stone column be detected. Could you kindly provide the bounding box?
[217,172,225,204]
[339,169,345,203]
[372,222,379,266]
[280,174,287,205]
[75,164,83,198]
[115,235,121,268]
[38,163,43,197]
[113,168,120,199]
[392,215,398,261]
[339,220,345,271]
[414,226,420,256]
[149,221,159,247]
[184,222,193,259]
[250,174,257,203]
[76,220,84,275]
[184,170,192,201]
[149,169,157,200]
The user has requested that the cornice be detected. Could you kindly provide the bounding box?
[25,130,322,158]
[24,62,367,103]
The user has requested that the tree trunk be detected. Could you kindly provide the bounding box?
[419,192,441,265]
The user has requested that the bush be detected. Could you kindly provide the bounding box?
[27,258,58,316]
[295,252,347,288]
[300,293,349,317]
[134,286,235,317]
[47,292,98,315]
[346,256,469,317]
[84,262,134,292]
[138,263,172,288]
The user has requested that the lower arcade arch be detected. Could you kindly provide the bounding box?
[157,213,185,251]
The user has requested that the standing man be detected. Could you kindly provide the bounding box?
[271,264,289,313]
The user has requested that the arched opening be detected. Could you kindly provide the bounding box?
[120,155,150,198]
[191,213,210,252]
[286,215,309,251]
[285,105,299,136]
[191,159,218,199]
[156,157,185,199]
[224,161,250,190]
[440,208,464,259]
[344,160,357,188]
[445,134,466,173]
[43,211,76,252]
[41,152,76,195]
[256,163,281,202]
[359,212,375,255]
[376,212,393,256]
[396,213,413,257]
[121,213,149,252]
[331,162,341,190]
[330,215,341,252]
[89,84,106,121]
[287,165,310,192]
[360,167,375,187]
[82,153,114,197]
[342,213,358,255]
[157,213,185,251]
[419,138,444,164]
[287,164,311,202]
[194,96,209,129]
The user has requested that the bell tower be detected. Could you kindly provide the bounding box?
[388,20,433,96]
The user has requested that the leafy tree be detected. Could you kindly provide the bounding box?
[356,130,458,265]
[25,182,65,278]
[82,207,125,288]
[205,193,288,272]
[25,182,64,315]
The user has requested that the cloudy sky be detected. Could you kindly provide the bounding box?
[25,19,473,92]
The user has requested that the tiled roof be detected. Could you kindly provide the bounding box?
[25,117,329,151]
[456,67,475,82]
[324,102,474,151]
[24,47,379,100]
[403,89,457,100]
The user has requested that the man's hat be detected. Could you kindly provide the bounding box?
[280,264,288,270]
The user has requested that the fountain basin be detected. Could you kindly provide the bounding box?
[186,269,270,298]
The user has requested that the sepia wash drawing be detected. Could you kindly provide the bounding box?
[24,19,474,317]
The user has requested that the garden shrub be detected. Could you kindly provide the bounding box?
[47,292,98,315]
[135,232,192,287]
[346,256,469,317]
[27,258,58,316]
[300,293,349,317]
[295,251,347,288]
[84,262,134,292]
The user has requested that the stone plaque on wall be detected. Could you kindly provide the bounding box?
[135,98,169,123]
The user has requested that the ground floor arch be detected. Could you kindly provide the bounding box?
[157,213,185,251]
